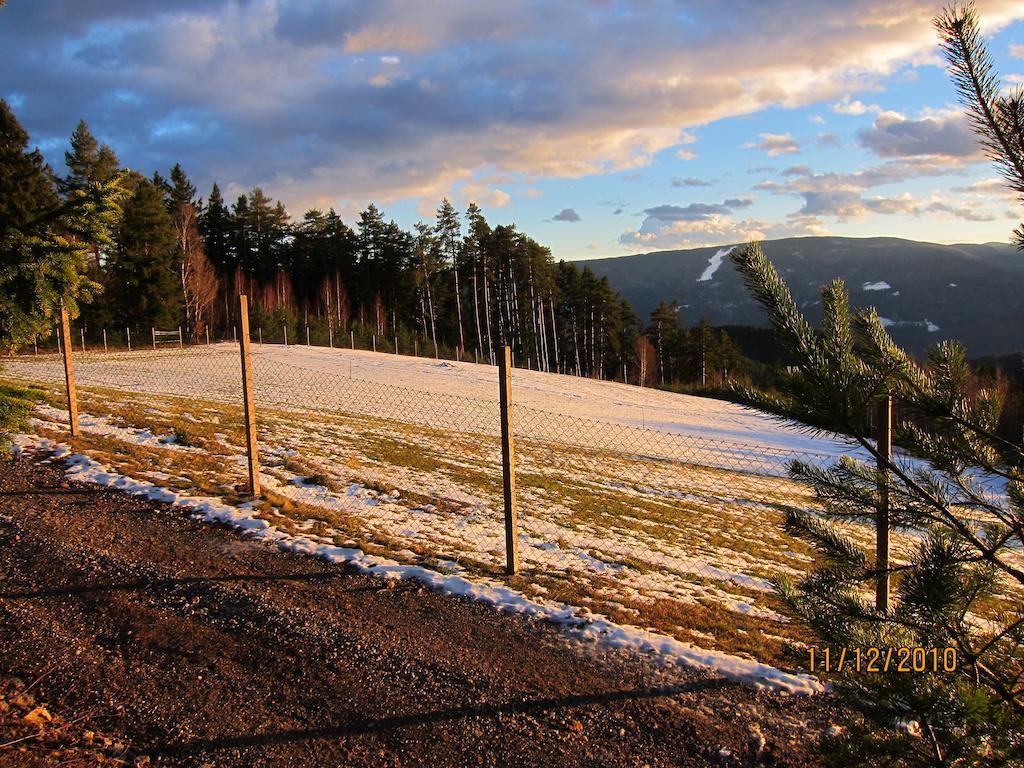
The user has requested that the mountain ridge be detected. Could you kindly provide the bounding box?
[579,236,1023,358]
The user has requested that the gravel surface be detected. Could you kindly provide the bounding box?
[0,455,836,767]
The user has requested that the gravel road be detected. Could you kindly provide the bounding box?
[0,455,835,767]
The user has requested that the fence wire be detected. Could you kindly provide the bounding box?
[2,331,873,660]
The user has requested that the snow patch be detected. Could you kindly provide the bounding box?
[697,247,734,283]
[12,433,823,696]
[862,281,891,291]
[877,317,940,332]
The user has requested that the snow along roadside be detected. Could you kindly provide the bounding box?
[11,433,823,696]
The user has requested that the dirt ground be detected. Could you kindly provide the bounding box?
[0,454,837,767]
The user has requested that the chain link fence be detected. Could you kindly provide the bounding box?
[3,303,893,662]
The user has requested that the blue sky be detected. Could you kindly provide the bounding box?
[3,1,1023,260]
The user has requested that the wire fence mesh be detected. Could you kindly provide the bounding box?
[2,318,887,662]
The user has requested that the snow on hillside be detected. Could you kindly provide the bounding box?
[253,344,859,458]
[697,246,734,282]
[6,344,863,461]
[2,343,895,671]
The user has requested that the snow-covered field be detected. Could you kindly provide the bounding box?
[2,343,892,665]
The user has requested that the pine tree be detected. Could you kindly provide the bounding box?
[936,2,1024,249]
[107,179,180,329]
[151,170,171,203]
[231,194,252,275]
[200,183,233,273]
[730,239,1024,765]
[465,203,492,362]
[0,103,123,349]
[435,199,465,352]
[168,163,197,215]
[60,120,120,195]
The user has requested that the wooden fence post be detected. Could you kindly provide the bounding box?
[178,326,183,349]
[80,328,86,353]
[151,327,156,351]
[126,327,132,352]
[875,395,892,612]
[350,329,354,350]
[328,325,333,348]
[306,326,311,346]
[372,335,376,353]
[283,325,288,347]
[103,328,108,353]
[59,302,79,437]
[206,327,211,346]
[238,295,261,497]
[498,346,519,575]
[394,336,398,355]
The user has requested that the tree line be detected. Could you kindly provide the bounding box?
[3,102,751,387]
[64,119,644,376]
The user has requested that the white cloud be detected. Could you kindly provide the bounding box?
[619,214,827,250]
[831,96,882,115]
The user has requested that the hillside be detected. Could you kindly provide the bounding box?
[581,237,1023,357]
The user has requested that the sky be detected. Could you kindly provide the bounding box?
[2,0,1024,261]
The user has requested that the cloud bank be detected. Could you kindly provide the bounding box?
[3,0,1023,220]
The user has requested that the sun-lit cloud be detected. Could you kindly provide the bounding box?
[5,0,1022,215]
[746,133,801,156]
[831,95,882,115]
[619,212,827,250]
[3,0,1023,255]
[618,197,792,249]
[459,182,512,210]
[761,158,1013,223]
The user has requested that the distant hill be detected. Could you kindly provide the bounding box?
[580,237,1024,358]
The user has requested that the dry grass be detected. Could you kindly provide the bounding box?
[8,375,857,670]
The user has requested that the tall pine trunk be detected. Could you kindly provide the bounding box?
[472,261,484,360]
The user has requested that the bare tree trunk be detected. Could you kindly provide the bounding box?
[571,309,582,376]
[483,256,495,364]
[549,297,560,374]
[527,261,541,370]
[471,260,484,360]
[453,256,465,353]
[510,263,524,357]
